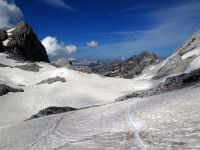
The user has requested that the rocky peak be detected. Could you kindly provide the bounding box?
[0,21,49,62]
[153,30,200,79]
[93,51,159,78]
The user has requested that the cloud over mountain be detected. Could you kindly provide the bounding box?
[0,0,23,27]
[42,36,77,56]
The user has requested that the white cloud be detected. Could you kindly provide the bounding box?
[65,44,78,54]
[0,0,23,27]
[87,40,98,48]
[42,36,77,56]
[40,0,77,12]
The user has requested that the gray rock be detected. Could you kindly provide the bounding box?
[37,76,66,85]
[27,106,77,120]
[0,29,8,41]
[15,63,42,72]
[0,63,9,67]
[117,68,200,101]
[0,84,24,96]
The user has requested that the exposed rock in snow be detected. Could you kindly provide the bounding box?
[15,63,41,72]
[27,106,77,120]
[0,63,9,67]
[0,84,24,96]
[36,76,66,85]
[117,68,200,101]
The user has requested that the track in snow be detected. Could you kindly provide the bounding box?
[30,114,66,149]
[127,104,147,150]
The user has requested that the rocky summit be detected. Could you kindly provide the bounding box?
[92,51,159,78]
[0,22,49,62]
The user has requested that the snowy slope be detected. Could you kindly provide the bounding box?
[0,85,200,150]
[0,53,157,126]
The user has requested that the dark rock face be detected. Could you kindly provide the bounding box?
[15,63,41,72]
[1,22,49,62]
[117,68,200,101]
[37,76,66,85]
[93,51,159,78]
[0,42,5,52]
[0,84,24,96]
[27,106,77,120]
[0,29,8,41]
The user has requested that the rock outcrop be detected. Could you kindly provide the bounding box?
[15,63,42,72]
[37,76,66,85]
[0,84,24,96]
[117,68,200,101]
[153,31,200,79]
[0,22,49,62]
[27,106,77,120]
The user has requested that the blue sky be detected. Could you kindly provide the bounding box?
[1,0,200,60]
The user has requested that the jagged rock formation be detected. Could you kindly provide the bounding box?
[0,84,24,96]
[27,106,77,120]
[0,22,49,62]
[93,51,159,78]
[117,68,200,101]
[153,31,200,79]
[37,76,66,85]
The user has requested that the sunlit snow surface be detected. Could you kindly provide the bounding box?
[0,53,200,150]
[0,53,156,126]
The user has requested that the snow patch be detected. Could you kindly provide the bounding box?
[185,55,200,72]
[181,47,200,60]
[2,39,10,46]
[7,27,16,33]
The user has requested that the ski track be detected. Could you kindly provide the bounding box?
[30,114,66,149]
[127,104,147,150]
